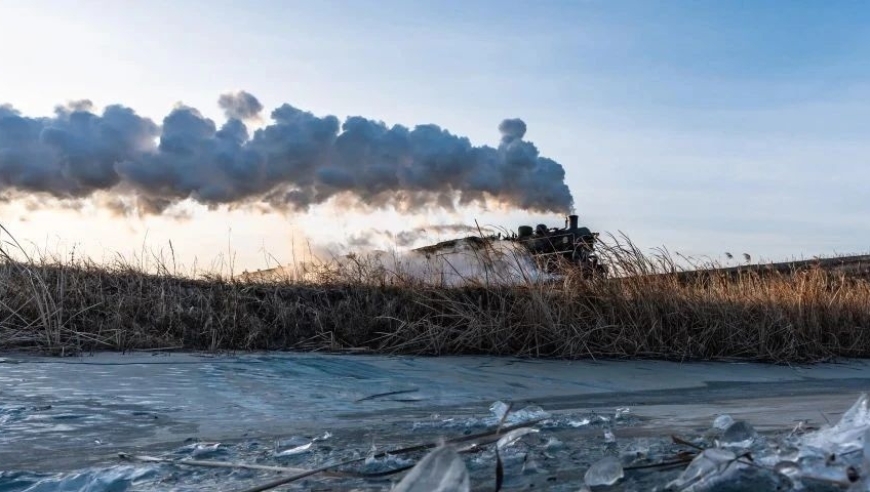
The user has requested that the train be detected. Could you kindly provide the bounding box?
[412,214,607,278]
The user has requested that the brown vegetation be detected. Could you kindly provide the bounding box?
[1,224,869,363]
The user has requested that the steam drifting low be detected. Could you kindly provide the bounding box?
[0,92,573,215]
[348,224,496,249]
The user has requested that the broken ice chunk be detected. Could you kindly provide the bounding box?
[713,414,735,431]
[489,401,550,424]
[801,393,870,455]
[274,441,312,457]
[391,446,470,492]
[488,401,550,425]
[496,427,540,450]
[490,401,510,421]
[275,436,309,448]
[544,436,564,450]
[666,448,739,490]
[190,442,221,458]
[507,405,550,424]
[584,456,624,487]
[720,420,758,448]
[773,460,801,480]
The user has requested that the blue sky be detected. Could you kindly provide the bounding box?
[1,0,868,270]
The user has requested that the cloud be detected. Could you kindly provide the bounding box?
[218,90,264,121]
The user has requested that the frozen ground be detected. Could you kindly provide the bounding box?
[3,352,870,490]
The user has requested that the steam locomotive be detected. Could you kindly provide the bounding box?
[413,214,607,278]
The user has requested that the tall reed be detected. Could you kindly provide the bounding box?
[1,224,868,362]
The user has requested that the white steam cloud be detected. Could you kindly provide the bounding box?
[0,91,574,215]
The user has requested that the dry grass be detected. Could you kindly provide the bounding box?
[1,224,869,363]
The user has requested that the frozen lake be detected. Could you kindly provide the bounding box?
[3,352,870,490]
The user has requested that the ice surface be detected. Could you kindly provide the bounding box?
[0,465,159,492]
[391,446,470,492]
[8,353,870,491]
[621,439,651,461]
[584,456,624,487]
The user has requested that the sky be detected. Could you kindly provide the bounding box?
[1,0,869,273]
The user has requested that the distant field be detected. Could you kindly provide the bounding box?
[667,254,870,282]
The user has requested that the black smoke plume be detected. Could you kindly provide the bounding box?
[0,92,574,215]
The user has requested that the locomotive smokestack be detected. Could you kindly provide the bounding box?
[569,214,578,230]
